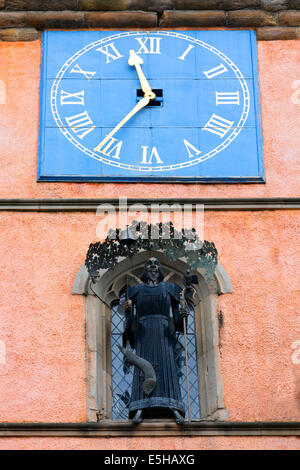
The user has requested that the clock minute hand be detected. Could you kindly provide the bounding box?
[94,93,151,153]
[128,49,156,100]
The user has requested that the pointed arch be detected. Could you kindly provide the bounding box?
[73,251,232,422]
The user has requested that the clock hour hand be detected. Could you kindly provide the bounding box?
[94,93,152,153]
[128,49,156,100]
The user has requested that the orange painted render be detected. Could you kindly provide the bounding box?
[0,210,299,424]
[0,436,299,450]
[0,37,299,450]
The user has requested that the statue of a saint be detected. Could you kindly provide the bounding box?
[122,257,190,424]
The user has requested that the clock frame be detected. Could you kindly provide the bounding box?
[38,30,264,183]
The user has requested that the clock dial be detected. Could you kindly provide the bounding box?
[40,31,264,181]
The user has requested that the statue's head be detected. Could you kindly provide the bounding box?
[141,257,164,284]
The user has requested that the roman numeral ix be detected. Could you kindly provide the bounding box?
[60,90,85,106]
[65,111,95,139]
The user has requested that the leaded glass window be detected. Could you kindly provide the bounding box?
[176,305,201,420]
[111,301,134,420]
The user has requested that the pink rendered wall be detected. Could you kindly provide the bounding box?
[0,39,299,199]
[0,38,299,450]
[0,436,299,450]
[0,210,299,424]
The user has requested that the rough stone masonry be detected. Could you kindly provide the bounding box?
[0,0,299,41]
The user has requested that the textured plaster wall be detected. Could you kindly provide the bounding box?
[0,38,299,198]
[0,35,299,450]
[0,436,299,450]
[0,210,299,425]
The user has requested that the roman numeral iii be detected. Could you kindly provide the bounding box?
[136,37,161,54]
[216,91,240,105]
[65,111,95,139]
[96,42,123,63]
[202,114,234,138]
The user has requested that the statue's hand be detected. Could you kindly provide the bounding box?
[180,308,189,319]
[125,299,133,312]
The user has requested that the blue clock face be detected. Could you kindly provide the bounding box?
[39,30,264,182]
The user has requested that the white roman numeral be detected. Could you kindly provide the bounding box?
[70,64,96,80]
[203,63,228,79]
[183,139,201,158]
[216,91,240,105]
[136,37,161,54]
[94,136,123,159]
[202,113,234,138]
[65,111,95,139]
[96,42,123,63]
[141,146,163,164]
[178,44,194,61]
[60,90,85,106]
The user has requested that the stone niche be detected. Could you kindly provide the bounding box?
[73,250,233,423]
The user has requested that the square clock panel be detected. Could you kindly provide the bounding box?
[38,30,264,183]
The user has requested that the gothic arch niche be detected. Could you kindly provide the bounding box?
[73,251,232,423]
